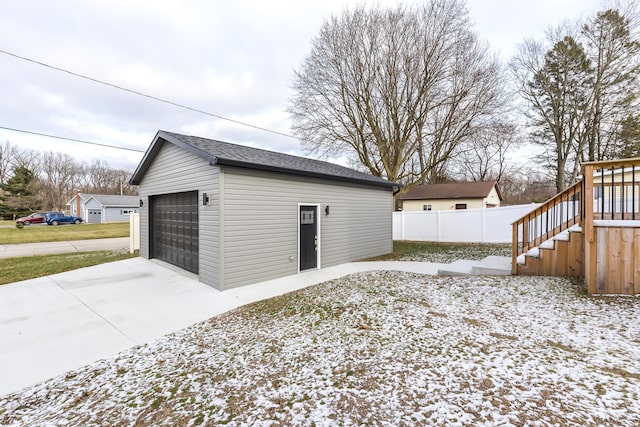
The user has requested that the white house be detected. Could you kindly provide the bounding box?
[398,181,503,211]
[68,193,140,223]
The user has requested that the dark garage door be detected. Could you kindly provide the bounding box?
[151,191,199,274]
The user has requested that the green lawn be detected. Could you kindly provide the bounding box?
[1,222,130,244]
[0,250,138,285]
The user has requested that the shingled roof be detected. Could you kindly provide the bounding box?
[398,181,502,201]
[130,131,398,188]
[68,193,139,207]
[87,194,140,207]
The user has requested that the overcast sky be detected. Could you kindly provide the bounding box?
[0,0,603,172]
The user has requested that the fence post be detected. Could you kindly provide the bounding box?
[401,210,405,240]
[130,212,140,254]
[582,163,596,294]
[481,207,486,243]
[436,210,441,242]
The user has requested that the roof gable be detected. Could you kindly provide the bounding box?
[398,181,502,201]
[130,131,398,189]
[67,193,91,204]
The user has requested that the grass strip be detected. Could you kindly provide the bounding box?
[0,223,129,244]
[0,250,138,285]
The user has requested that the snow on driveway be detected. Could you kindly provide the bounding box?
[1,272,639,426]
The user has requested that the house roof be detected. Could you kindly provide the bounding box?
[68,193,91,203]
[87,194,140,207]
[68,193,139,207]
[398,181,502,201]
[130,131,398,189]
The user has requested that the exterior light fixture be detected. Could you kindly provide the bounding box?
[325,205,330,216]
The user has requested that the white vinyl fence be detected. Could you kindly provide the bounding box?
[393,204,540,243]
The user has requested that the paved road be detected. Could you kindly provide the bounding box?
[0,237,130,259]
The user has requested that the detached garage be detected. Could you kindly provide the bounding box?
[130,131,398,290]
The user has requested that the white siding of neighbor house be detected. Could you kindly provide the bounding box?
[485,187,501,207]
[220,167,393,290]
[137,142,220,288]
[84,199,137,223]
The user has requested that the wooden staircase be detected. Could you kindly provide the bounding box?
[515,224,584,277]
[512,158,640,295]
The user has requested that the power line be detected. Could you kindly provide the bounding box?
[0,126,146,153]
[0,48,297,140]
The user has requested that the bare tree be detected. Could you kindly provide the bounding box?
[39,151,84,210]
[452,122,521,182]
[289,0,507,194]
[10,145,40,173]
[84,159,114,193]
[498,170,557,205]
[0,141,14,185]
[82,160,137,195]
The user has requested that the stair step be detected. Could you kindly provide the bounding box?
[438,256,511,276]
[471,256,511,275]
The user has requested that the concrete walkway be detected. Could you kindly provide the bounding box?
[0,237,130,259]
[0,258,448,396]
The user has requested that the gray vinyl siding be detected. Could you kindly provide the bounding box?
[221,167,393,289]
[138,142,220,288]
[104,207,138,222]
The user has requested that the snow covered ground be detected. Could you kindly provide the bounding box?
[394,243,511,264]
[1,271,639,426]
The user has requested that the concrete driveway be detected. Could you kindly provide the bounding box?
[0,258,242,396]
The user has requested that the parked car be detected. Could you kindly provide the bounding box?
[16,212,49,225]
[45,212,83,226]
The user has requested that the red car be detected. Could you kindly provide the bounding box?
[16,212,49,225]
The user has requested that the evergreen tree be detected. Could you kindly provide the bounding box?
[0,166,42,219]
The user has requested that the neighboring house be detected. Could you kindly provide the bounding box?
[399,181,502,211]
[68,193,140,223]
[130,130,398,290]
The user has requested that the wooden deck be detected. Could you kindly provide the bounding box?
[513,158,640,295]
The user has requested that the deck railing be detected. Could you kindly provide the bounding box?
[512,157,640,274]
[511,181,582,273]
[582,158,640,246]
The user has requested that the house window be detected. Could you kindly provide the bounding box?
[300,210,314,224]
[455,203,467,210]
[423,204,432,211]
[121,209,137,215]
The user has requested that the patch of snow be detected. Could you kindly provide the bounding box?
[539,240,555,249]
[1,273,639,426]
[553,230,570,241]
[594,220,640,228]
[526,247,540,257]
